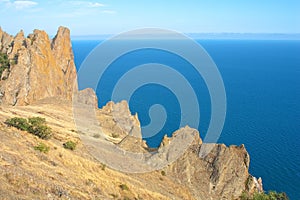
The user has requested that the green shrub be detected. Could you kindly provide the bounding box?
[28,117,46,126]
[63,141,77,150]
[161,170,166,176]
[240,192,249,200]
[269,191,288,200]
[34,143,50,153]
[5,117,30,131]
[28,117,52,139]
[30,124,52,140]
[119,184,129,191]
[240,191,289,200]
[0,52,10,78]
[5,117,52,139]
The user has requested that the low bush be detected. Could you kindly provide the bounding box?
[34,143,50,153]
[119,184,129,191]
[28,117,52,139]
[63,141,77,150]
[5,117,52,139]
[32,124,52,139]
[240,191,289,200]
[0,52,10,78]
[5,117,30,131]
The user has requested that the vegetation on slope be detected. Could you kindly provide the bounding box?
[0,52,10,78]
[0,101,290,199]
[0,52,16,79]
[241,191,289,200]
[63,141,77,150]
[34,143,50,153]
[5,117,52,139]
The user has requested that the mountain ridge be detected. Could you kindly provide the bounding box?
[0,26,266,199]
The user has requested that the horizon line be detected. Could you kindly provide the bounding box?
[70,33,300,40]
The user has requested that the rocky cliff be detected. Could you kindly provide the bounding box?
[0,26,77,106]
[0,27,265,199]
[72,88,264,199]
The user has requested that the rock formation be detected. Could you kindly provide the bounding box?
[76,97,263,198]
[0,26,265,199]
[0,27,13,52]
[97,100,142,140]
[0,26,77,106]
[149,126,261,200]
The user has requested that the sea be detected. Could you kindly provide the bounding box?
[72,39,300,200]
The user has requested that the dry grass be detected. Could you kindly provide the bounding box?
[0,97,194,199]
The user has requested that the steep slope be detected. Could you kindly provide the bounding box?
[0,98,195,200]
[0,26,264,199]
[0,98,262,200]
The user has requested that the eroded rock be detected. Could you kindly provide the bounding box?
[0,27,77,106]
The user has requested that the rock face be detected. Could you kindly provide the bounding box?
[0,26,265,199]
[0,27,13,52]
[0,98,264,199]
[0,26,77,106]
[155,128,262,200]
[97,100,142,140]
[73,88,98,108]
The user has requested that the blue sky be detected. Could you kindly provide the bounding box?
[0,0,299,36]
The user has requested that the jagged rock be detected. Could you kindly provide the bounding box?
[159,127,202,151]
[157,127,260,200]
[0,26,266,199]
[0,26,77,106]
[246,175,264,194]
[97,100,142,140]
[202,144,250,199]
[8,29,25,57]
[51,26,78,95]
[0,27,13,53]
[73,88,98,108]
[118,135,148,153]
[257,177,263,192]
[159,135,171,148]
[134,126,201,172]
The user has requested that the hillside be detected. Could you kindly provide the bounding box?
[0,26,265,200]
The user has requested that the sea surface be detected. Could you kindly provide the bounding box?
[72,39,300,200]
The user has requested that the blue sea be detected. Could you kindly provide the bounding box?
[72,39,300,200]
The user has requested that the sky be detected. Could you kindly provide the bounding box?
[0,0,299,36]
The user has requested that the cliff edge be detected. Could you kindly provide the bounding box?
[0,27,265,200]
